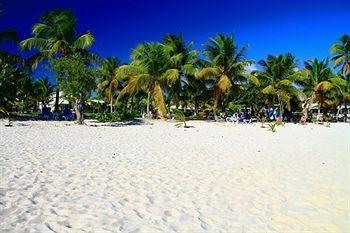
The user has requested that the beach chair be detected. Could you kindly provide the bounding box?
[41,107,52,120]
[227,114,239,124]
[63,108,73,121]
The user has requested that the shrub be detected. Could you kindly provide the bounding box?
[95,111,135,122]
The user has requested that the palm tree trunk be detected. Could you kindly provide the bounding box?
[278,95,283,118]
[75,101,84,125]
[318,101,322,115]
[344,101,348,122]
[213,88,221,121]
[194,99,198,116]
[110,96,113,113]
[146,90,151,117]
[54,88,59,112]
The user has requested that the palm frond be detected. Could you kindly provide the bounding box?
[73,32,95,49]
[195,67,220,79]
[163,69,180,83]
[20,37,48,51]
[217,74,232,92]
[261,85,275,95]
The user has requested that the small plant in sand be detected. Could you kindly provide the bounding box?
[0,107,12,127]
[172,109,189,128]
[268,122,277,132]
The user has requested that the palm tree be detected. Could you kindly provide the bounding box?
[196,34,258,119]
[302,58,337,115]
[256,54,303,116]
[328,73,350,118]
[330,34,350,76]
[34,78,54,107]
[162,33,198,108]
[97,57,121,113]
[117,42,181,118]
[20,9,95,112]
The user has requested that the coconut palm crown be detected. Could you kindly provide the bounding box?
[330,34,350,76]
[255,53,304,114]
[195,34,258,119]
[20,9,95,69]
[117,42,182,117]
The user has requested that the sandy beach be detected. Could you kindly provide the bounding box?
[0,120,349,232]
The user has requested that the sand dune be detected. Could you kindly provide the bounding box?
[0,120,349,232]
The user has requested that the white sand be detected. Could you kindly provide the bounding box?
[0,120,349,232]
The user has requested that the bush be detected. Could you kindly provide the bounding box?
[94,111,136,122]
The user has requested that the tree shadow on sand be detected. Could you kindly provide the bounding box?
[86,118,151,127]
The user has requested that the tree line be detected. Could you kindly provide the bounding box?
[1,9,349,123]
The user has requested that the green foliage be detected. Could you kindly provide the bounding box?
[95,111,135,122]
[97,57,121,112]
[0,51,30,113]
[276,119,283,126]
[20,9,95,58]
[51,54,97,103]
[330,34,350,76]
[117,42,184,117]
[34,78,54,105]
[196,34,257,117]
[256,53,304,113]
[301,58,342,112]
[227,102,241,113]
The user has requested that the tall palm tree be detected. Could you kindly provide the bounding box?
[330,34,350,76]
[196,34,258,119]
[117,42,180,118]
[20,9,95,112]
[162,33,198,108]
[256,54,303,115]
[97,57,121,113]
[302,58,340,115]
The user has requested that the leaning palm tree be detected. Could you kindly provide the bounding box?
[20,9,95,111]
[117,42,180,118]
[256,54,304,115]
[97,57,121,113]
[330,34,350,76]
[302,58,338,115]
[196,34,258,119]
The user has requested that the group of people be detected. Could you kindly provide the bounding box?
[220,111,256,123]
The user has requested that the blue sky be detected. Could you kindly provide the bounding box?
[1,0,349,78]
